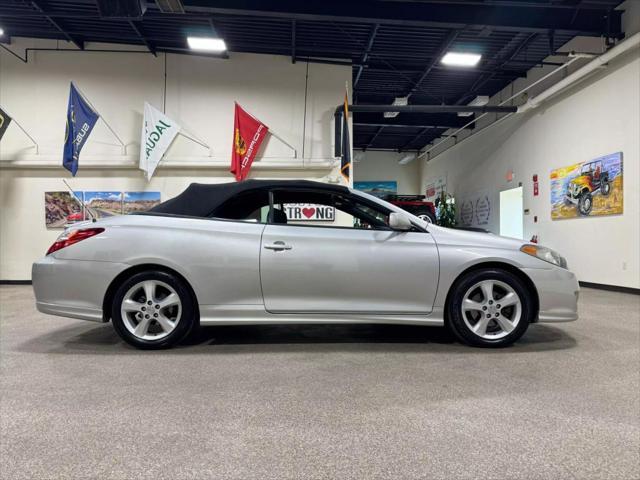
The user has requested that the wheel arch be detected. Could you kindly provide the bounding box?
[443,261,540,324]
[102,263,200,322]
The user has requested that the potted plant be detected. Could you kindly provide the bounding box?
[435,191,457,227]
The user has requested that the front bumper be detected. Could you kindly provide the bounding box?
[522,266,579,322]
[32,256,130,322]
[565,193,579,205]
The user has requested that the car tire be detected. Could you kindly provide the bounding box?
[111,270,196,349]
[601,180,611,196]
[578,192,593,216]
[446,268,534,348]
[414,208,436,224]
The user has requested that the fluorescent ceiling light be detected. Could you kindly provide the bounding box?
[187,37,227,52]
[398,153,417,165]
[458,95,489,117]
[441,52,482,67]
[384,96,408,119]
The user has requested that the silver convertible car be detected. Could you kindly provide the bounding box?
[33,180,579,349]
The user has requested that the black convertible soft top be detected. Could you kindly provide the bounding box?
[148,180,349,217]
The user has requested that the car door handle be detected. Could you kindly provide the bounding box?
[263,241,292,251]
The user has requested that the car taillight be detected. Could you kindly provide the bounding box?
[46,228,105,255]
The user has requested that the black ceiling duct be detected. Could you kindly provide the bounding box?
[95,0,147,19]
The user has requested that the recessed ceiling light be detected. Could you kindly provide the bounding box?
[441,52,482,67]
[0,28,4,36]
[384,96,408,118]
[187,37,227,52]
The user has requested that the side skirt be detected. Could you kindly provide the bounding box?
[199,305,445,327]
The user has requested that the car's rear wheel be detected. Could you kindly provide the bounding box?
[601,180,611,196]
[447,268,533,347]
[111,270,196,349]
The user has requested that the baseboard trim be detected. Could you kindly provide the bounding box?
[579,281,640,295]
[0,280,32,285]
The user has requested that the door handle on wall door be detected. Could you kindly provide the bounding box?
[263,241,292,251]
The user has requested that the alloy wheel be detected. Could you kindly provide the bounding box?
[120,280,182,341]
[461,279,522,340]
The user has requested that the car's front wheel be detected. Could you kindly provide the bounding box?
[578,192,593,215]
[111,270,196,349]
[447,268,534,347]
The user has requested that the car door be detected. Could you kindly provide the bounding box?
[260,216,440,314]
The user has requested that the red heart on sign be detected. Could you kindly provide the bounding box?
[302,207,316,218]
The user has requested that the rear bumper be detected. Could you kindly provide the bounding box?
[522,266,580,322]
[32,256,130,322]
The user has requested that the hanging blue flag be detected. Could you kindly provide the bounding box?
[63,83,99,176]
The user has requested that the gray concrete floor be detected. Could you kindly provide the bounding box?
[1,286,639,480]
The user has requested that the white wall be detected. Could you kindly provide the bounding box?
[419,47,640,288]
[353,151,421,194]
[0,38,351,280]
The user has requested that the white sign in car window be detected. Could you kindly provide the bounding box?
[283,203,335,221]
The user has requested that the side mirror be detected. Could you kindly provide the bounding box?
[389,212,412,231]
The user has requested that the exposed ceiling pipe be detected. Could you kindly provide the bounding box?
[415,34,638,162]
[415,54,585,162]
[518,32,640,113]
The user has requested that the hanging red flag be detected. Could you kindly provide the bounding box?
[230,103,269,181]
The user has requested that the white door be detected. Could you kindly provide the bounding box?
[500,187,524,239]
[260,224,440,314]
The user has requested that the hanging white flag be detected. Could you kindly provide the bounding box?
[139,102,180,181]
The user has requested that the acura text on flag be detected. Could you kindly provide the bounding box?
[230,103,269,181]
[140,102,180,181]
[63,83,99,176]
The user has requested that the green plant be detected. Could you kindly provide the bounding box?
[435,191,457,227]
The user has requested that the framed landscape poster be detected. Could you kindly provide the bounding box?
[123,192,162,214]
[353,181,397,198]
[45,191,84,228]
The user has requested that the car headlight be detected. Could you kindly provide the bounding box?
[520,244,568,269]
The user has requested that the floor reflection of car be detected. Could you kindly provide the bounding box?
[565,159,611,215]
[33,180,579,350]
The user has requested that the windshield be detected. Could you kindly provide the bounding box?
[581,162,599,175]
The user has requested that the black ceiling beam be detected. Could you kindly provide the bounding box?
[399,126,435,151]
[291,19,296,63]
[355,122,464,130]
[388,0,618,10]
[339,104,518,115]
[406,29,459,99]
[181,0,622,37]
[455,32,539,106]
[354,23,379,88]
[128,20,157,56]
[353,112,469,128]
[364,126,385,150]
[30,1,84,49]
